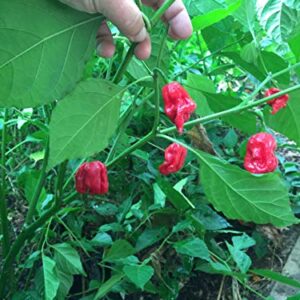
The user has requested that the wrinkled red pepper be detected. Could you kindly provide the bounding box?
[265,88,289,115]
[162,82,197,134]
[75,161,109,194]
[244,133,278,174]
[159,143,187,175]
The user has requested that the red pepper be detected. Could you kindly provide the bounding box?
[75,161,109,194]
[162,82,197,134]
[159,143,187,175]
[265,88,289,115]
[244,133,278,174]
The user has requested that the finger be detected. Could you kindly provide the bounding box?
[96,21,115,58]
[96,0,147,43]
[134,36,152,60]
[142,0,192,40]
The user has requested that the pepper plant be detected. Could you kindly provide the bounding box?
[1,0,300,299]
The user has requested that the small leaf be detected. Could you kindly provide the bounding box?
[135,227,168,252]
[91,233,113,247]
[94,273,124,300]
[251,269,300,289]
[227,243,252,273]
[174,238,210,261]
[42,255,59,300]
[104,240,135,262]
[53,243,86,275]
[123,265,154,289]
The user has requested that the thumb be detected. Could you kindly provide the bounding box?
[94,0,148,42]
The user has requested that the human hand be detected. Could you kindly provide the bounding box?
[59,0,192,60]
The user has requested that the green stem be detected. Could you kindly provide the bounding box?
[172,36,246,79]
[152,71,161,133]
[0,161,68,298]
[113,43,136,84]
[160,83,300,135]
[25,139,50,225]
[106,131,155,167]
[151,0,176,28]
[113,2,174,84]
[0,109,10,258]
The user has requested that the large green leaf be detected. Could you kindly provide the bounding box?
[0,0,102,108]
[123,265,154,289]
[192,0,242,31]
[257,0,300,43]
[42,255,60,300]
[289,33,300,61]
[53,243,86,276]
[49,79,123,168]
[265,90,300,146]
[197,151,298,227]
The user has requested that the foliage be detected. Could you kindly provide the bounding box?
[1,0,300,299]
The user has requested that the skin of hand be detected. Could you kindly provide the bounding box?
[59,0,192,60]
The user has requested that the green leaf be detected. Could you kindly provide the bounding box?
[49,79,123,168]
[190,204,231,230]
[192,0,242,31]
[174,238,210,261]
[0,0,103,108]
[289,33,300,61]
[265,90,300,146]
[56,269,73,300]
[53,243,86,276]
[42,255,59,300]
[232,233,256,250]
[257,0,300,43]
[95,203,118,217]
[197,151,298,227]
[227,243,252,273]
[94,273,124,300]
[184,73,215,117]
[123,265,154,289]
[251,269,300,288]
[135,227,169,252]
[91,233,113,247]
[204,92,257,134]
[232,0,256,30]
[104,240,135,262]
[156,177,195,211]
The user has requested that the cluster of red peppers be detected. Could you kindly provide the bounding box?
[74,83,287,194]
[265,87,289,115]
[75,82,194,194]
[244,132,278,174]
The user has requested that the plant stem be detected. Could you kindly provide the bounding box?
[151,0,176,28]
[106,131,155,167]
[0,109,10,258]
[113,2,174,84]
[25,139,50,225]
[152,71,161,133]
[160,83,300,135]
[0,161,68,298]
[113,44,136,84]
